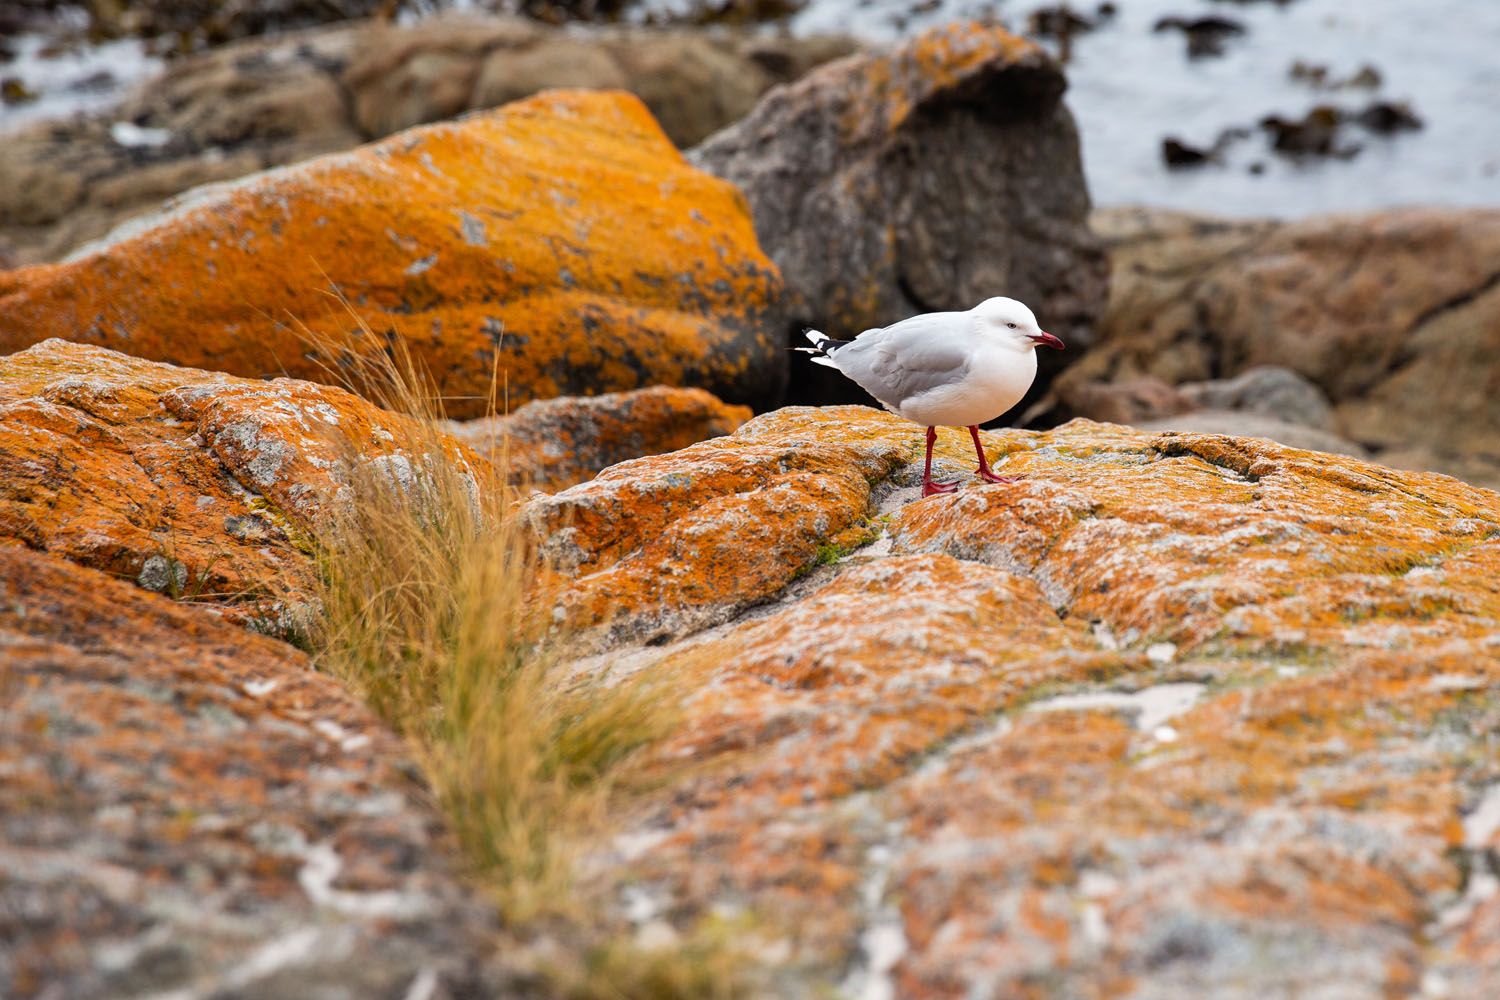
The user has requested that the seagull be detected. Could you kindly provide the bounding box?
[797,297,1065,497]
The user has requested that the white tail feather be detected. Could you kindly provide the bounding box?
[810,356,840,368]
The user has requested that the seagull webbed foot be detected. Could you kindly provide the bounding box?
[922,479,959,498]
[976,468,1018,485]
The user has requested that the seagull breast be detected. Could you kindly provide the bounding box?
[894,343,1037,428]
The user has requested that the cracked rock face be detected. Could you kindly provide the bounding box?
[0,544,505,999]
[0,89,786,418]
[1070,205,1500,489]
[540,405,1500,998]
[691,22,1108,411]
[0,339,477,626]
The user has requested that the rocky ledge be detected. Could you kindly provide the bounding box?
[453,384,750,492]
[0,543,508,998]
[531,404,1500,998]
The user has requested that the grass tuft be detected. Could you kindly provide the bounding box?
[303,322,655,913]
[297,305,749,993]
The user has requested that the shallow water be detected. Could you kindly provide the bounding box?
[782,0,1500,217]
[0,31,161,132]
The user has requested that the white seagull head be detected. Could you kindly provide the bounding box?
[972,296,1066,351]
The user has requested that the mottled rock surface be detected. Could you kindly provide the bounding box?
[691,22,1108,410]
[0,14,854,265]
[1072,205,1500,488]
[453,385,751,492]
[535,405,1500,998]
[0,90,785,418]
[0,339,476,621]
[0,544,505,999]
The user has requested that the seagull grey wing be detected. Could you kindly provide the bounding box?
[834,313,974,409]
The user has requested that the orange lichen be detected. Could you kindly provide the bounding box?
[838,22,1044,143]
[530,404,1500,996]
[0,339,478,614]
[523,421,913,646]
[0,91,784,419]
[452,384,750,492]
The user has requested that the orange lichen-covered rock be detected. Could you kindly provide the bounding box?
[538,405,1500,997]
[0,339,477,619]
[0,90,785,418]
[525,421,907,649]
[0,544,506,999]
[452,384,750,492]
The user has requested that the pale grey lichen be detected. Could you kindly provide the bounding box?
[137,555,188,594]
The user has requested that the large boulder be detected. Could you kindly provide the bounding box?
[452,384,751,492]
[1066,205,1500,488]
[0,14,856,265]
[0,339,478,624]
[0,544,507,999]
[526,404,1500,996]
[0,90,786,418]
[690,22,1108,411]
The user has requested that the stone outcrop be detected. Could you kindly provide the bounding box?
[529,404,1500,997]
[691,22,1108,410]
[0,339,478,624]
[1067,205,1500,488]
[0,544,506,999]
[0,14,855,265]
[452,385,751,492]
[0,90,786,419]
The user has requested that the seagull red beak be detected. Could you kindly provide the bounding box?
[1029,331,1066,350]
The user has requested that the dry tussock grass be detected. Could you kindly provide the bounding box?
[299,309,750,996]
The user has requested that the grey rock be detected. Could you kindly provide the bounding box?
[1177,365,1336,430]
[690,22,1109,412]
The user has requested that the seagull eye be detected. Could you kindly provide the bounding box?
[1006,322,1018,329]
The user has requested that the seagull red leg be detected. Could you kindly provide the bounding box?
[922,426,958,497]
[969,425,1016,484]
